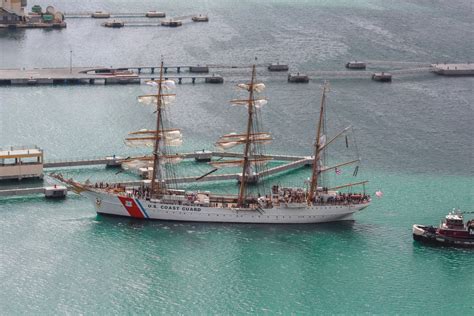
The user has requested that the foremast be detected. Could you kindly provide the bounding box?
[121,62,181,198]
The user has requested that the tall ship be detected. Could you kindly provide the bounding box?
[52,62,371,223]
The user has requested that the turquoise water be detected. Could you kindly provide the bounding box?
[1,0,473,314]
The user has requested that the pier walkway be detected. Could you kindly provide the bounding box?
[43,152,306,169]
[0,187,44,197]
[0,67,223,86]
[65,12,153,19]
[0,62,471,86]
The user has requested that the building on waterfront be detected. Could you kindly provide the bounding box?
[0,145,44,180]
[0,0,27,24]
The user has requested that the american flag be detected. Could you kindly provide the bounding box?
[335,168,342,175]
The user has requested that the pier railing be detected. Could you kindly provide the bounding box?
[44,155,113,168]
[0,145,41,151]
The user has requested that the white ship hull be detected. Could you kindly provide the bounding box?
[84,190,369,224]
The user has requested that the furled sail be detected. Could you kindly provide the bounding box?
[166,138,183,146]
[163,130,182,140]
[124,136,157,147]
[162,80,176,89]
[125,130,182,147]
[230,98,268,108]
[216,141,240,150]
[128,128,180,135]
[122,157,153,170]
[146,79,176,89]
[237,82,265,92]
[122,154,182,169]
[138,94,176,106]
[215,132,272,150]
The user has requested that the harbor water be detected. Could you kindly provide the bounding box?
[0,0,472,314]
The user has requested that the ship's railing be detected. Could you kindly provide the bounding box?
[0,145,42,152]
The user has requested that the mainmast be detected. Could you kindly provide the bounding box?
[308,83,328,204]
[211,64,271,207]
[237,64,257,207]
[150,62,165,197]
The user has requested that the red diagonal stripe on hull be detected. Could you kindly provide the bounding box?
[117,196,144,218]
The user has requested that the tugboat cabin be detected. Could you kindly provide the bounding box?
[0,145,44,180]
[442,213,465,229]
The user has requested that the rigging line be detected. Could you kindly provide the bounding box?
[321,93,329,189]
[252,96,269,196]
[351,126,361,165]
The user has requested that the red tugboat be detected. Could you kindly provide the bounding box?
[413,210,474,248]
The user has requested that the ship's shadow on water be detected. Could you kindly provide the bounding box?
[93,213,358,233]
[411,240,474,252]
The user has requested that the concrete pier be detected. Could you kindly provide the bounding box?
[189,66,209,73]
[431,63,474,76]
[2,62,469,87]
[0,186,66,198]
[0,67,224,86]
[65,11,166,19]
